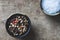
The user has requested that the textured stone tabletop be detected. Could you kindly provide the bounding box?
[0,0,60,40]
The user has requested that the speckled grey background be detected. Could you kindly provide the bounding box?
[0,0,60,40]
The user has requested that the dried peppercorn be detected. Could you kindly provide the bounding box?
[6,14,31,38]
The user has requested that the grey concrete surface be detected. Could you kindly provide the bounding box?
[0,0,60,40]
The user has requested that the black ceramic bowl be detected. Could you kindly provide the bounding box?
[40,0,60,16]
[6,14,31,38]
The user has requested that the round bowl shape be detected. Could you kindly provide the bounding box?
[5,13,31,39]
[40,0,60,16]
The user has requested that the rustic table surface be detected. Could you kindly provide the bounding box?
[0,0,60,40]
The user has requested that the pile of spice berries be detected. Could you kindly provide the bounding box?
[8,16,29,36]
